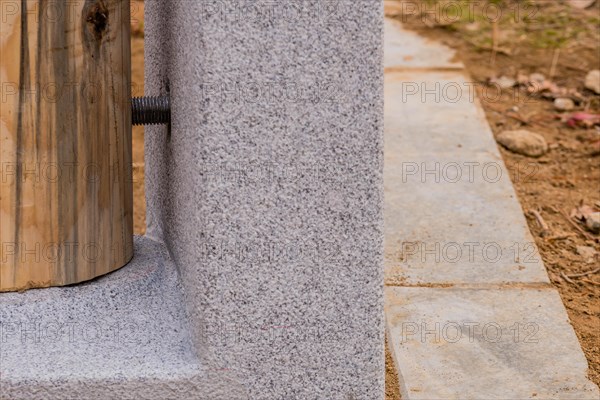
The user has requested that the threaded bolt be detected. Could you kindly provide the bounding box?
[132,96,170,126]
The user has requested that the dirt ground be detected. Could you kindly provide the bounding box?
[130,1,599,398]
[131,0,146,235]
[386,0,600,394]
[386,337,403,399]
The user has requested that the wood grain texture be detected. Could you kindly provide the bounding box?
[0,0,133,292]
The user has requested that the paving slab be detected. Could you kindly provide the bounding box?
[385,18,464,70]
[384,16,599,400]
[385,72,500,155]
[386,287,600,400]
[385,72,548,285]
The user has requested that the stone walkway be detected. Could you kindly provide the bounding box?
[383,16,600,400]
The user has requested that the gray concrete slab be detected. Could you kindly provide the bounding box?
[385,18,464,70]
[385,72,499,155]
[384,72,548,285]
[386,287,600,400]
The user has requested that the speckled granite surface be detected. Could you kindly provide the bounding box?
[0,236,245,399]
[144,0,385,398]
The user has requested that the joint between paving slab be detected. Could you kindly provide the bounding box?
[384,282,555,290]
[384,66,465,73]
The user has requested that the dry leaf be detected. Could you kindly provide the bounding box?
[564,112,600,128]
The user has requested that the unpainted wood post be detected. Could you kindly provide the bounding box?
[0,0,133,291]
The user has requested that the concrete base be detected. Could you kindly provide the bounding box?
[0,237,245,400]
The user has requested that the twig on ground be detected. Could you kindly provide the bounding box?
[567,267,600,278]
[581,278,600,286]
[564,64,588,73]
[547,233,575,241]
[549,48,561,78]
[506,111,531,125]
[561,210,596,241]
[561,271,576,284]
[546,205,561,214]
[530,209,550,236]
[485,103,536,126]
[491,20,499,67]
[486,103,552,129]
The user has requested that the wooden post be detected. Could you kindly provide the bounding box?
[0,0,133,292]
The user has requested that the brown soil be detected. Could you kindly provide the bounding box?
[386,337,403,399]
[131,0,146,235]
[388,0,600,390]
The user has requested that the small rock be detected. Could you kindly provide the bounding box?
[530,73,546,84]
[567,0,596,9]
[576,246,597,262]
[585,70,600,94]
[528,73,548,93]
[585,212,600,233]
[554,98,575,111]
[496,130,549,157]
[492,76,516,89]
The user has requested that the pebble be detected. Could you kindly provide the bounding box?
[493,76,516,89]
[585,212,600,233]
[576,246,597,263]
[496,130,548,158]
[554,98,575,111]
[585,70,600,94]
[530,73,546,84]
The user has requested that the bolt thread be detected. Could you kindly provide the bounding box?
[132,96,170,126]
